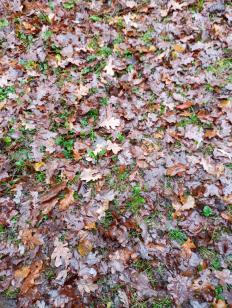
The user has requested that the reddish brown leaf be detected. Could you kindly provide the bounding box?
[166,163,187,176]
[176,101,193,110]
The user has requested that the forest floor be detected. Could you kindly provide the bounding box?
[0,0,232,307]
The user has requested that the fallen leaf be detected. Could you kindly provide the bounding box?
[213,300,227,308]
[59,189,75,211]
[78,239,93,256]
[166,163,187,176]
[14,266,30,280]
[34,161,45,171]
[51,238,72,268]
[20,229,42,249]
[80,168,102,182]
[182,195,196,210]
[204,129,217,139]
[100,117,120,130]
[20,261,43,294]
[40,182,66,203]
[41,198,59,215]
[201,157,224,178]
[181,238,196,257]
[173,44,185,53]
[173,195,196,213]
[104,57,114,76]
[176,101,193,110]
[106,140,122,154]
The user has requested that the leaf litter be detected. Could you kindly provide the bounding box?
[0,0,232,306]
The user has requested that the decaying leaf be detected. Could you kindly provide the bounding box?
[59,189,75,211]
[100,117,120,130]
[201,157,224,178]
[173,195,196,213]
[20,261,43,294]
[51,238,72,268]
[77,239,93,257]
[106,140,122,154]
[40,183,66,203]
[166,163,187,176]
[14,266,30,280]
[181,238,196,257]
[80,168,102,182]
[34,161,45,171]
[20,229,43,249]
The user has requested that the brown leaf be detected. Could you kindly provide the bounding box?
[14,266,30,280]
[78,239,93,257]
[100,117,120,130]
[176,101,193,110]
[51,238,72,268]
[201,157,224,178]
[173,44,186,53]
[213,300,227,308]
[41,198,59,215]
[80,168,102,182]
[204,129,217,139]
[20,229,42,249]
[59,189,75,211]
[181,238,196,257]
[166,163,187,176]
[20,261,43,295]
[40,182,66,203]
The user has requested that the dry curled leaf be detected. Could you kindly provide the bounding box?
[59,189,75,211]
[100,117,120,130]
[181,238,196,257]
[78,239,93,257]
[106,140,122,154]
[20,229,42,249]
[51,238,72,268]
[40,182,66,203]
[20,261,43,295]
[80,168,102,182]
[166,163,187,176]
[14,266,30,280]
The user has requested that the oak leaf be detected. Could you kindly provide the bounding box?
[59,189,75,211]
[80,168,102,182]
[78,239,93,257]
[166,163,187,176]
[51,238,72,268]
[20,261,43,295]
[100,117,120,130]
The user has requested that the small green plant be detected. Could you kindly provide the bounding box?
[36,171,46,183]
[45,268,56,280]
[202,205,213,217]
[89,15,102,22]
[0,224,5,233]
[88,148,106,162]
[214,285,224,300]
[17,31,33,46]
[152,297,172,308]
[99,97,109,106]
[55,135,74,159]
[0,18,9,29]
[169,229,187,244]
[141,31,153,44]
[4,136,12,145]
[4,287,19,299]
[199,247,221,270]
[100,210,114,229]
[116,133,125,143]
[127,185,145,214]
[63,0,76,10]
[0,86,15,101]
